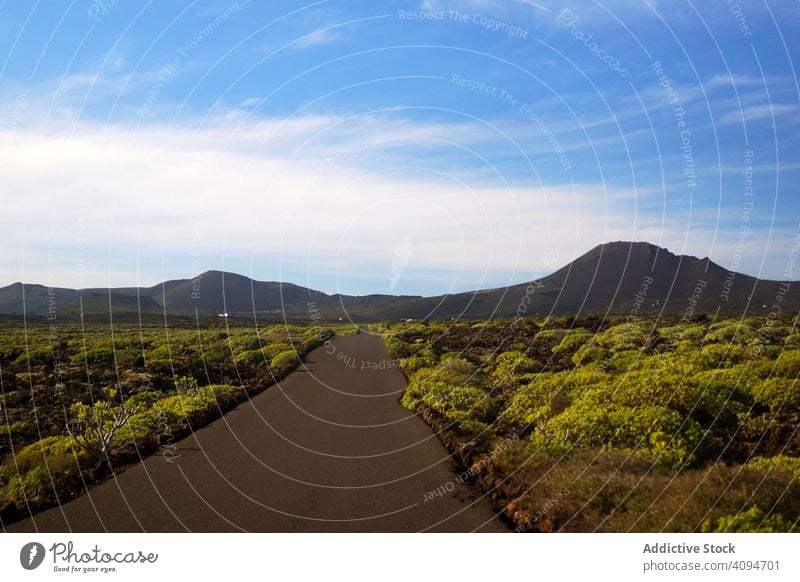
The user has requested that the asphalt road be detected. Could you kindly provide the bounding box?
[7,333,508,532]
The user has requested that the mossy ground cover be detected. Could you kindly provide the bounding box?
[0,318,356,522]
[379,315,800,532]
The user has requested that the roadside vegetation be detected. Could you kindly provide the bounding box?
[379,315,800,532]
[0,319,356,523]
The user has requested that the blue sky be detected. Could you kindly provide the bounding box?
[0,0,798,295]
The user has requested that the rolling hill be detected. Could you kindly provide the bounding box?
[0,242,796,321]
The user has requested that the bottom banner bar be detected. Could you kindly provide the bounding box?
[1,533,796,581]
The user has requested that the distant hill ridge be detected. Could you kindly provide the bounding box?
[0,241,796,320]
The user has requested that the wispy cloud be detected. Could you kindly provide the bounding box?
[0,103,780,292]
[293,27,345,49]
[704,73,767,91]
[0,105,668,291]
[717,103,800,124]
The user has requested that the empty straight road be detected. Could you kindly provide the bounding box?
[7,333,507,532]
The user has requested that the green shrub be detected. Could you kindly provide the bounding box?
[229,334,262,354]
[202,347,229,365]
[751,377,800,409]
[13,347,54,367]
[457,419,491,436]
[552,331,593,354]
[0,465,13,488]
[696,343,751,369]
[14,435,92,474]
[572,344,608,367]
[491,351,541,384]
[0,420,35,438]
[706,322,760,345]
[175,375,200,396]
[784,334,800,347]
[155,385,237,422]
[261,342,294,360]
[400,347,439,373]
[110,410,158,447]
[114,348,141,366]
[21,465,51,499]
[747,455,800,477]
[1,464,55,501]
[535,329,568,342]
[145,344,173,362]
[659,324,706,343]
[692,364,755,392]
[301,337,319,351]
[702,506,795,533]
[674,369,749,418]
[72,346,116,365]
[504,368,606,423]
[401,372,435,410]
[402,358,483,410]
[772,350,800,378]
[384,337,420,358]
[606,349,646,372]
[416,381,495,425]
[236,343,304,366]
[538,394,705,468]
[234,349,266,365]
[270,350,300,372]
[596,322,650,350]
[502,373,571,428]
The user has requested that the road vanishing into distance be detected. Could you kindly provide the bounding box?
[7,333,507,532]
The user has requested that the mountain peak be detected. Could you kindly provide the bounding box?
[591,240,666,253]
[0,241,795,319]
[586,240,710,265]
[197,269,250,279]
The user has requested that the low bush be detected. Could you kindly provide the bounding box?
[262,342,294,360]
[270,350,299,373]
[14,435,93,474]
[552,330,593,354]
[71,346,116,365]
[751,377,800,409]
[156,385,239,423]
[234,349,266,366]
[772,350,800,378]
[702,506,795,533]
[13,347,54,367]
[490,351,541,384]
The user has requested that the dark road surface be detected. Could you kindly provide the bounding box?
[7,333,508,532]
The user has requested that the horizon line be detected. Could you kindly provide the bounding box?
[2,240,796,298]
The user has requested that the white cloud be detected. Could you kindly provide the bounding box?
[293,28,344,49]
[704,73,766,91]
[717,103,800,125]
[417,0,659,17]
[0,108,779,293]
[0,112,629,289]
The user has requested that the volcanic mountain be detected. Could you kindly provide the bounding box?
[0,242,795,321]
